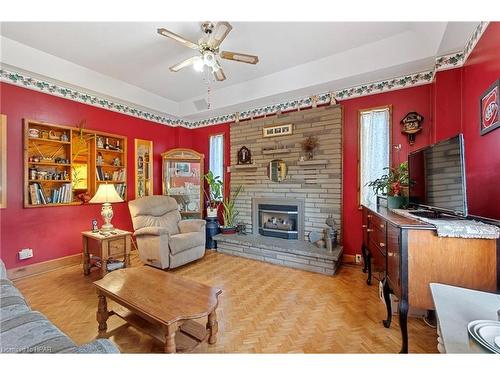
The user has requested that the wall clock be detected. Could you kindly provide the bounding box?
[400,112,424,145]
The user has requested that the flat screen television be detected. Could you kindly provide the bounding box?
[408,134,467,217]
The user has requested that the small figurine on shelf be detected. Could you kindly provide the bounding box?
[137,156,144,171]
[96,152,103,166]
[97,136,104,149]
[113,157,121,166]
[91,218,99,233]
[60,132,69,142]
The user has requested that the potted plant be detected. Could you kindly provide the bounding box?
[366,162,409,209]
[221,185,243,234]
[203,171,223,217]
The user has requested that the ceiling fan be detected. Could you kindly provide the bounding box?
[157,22,259,82]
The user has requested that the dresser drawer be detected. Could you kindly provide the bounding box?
[368,227,387,253]
[108,238,126,257]
[368,213,387,232]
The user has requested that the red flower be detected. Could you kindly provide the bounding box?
[391,182,401,196]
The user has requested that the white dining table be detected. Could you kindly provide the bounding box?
[430,283,500,353]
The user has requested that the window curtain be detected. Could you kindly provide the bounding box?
[209,134,224,184]
[360,109,390,207]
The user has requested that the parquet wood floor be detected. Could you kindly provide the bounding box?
[13,251,438,353]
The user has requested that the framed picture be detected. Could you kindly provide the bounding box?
[175,162,191,176]
[479,79,499,136]
[262,123,293,138]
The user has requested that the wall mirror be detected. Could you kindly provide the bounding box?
[268,159,288,182]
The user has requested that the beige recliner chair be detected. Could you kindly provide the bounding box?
[128,195,206,269]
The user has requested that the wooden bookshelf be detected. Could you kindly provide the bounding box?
[134,139,153,199]
[24,119,128,208]
[94,132,127,200]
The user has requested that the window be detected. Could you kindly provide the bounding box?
[358,106,391,207]
[209,134,224,184]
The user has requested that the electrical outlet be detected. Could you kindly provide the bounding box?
[355,254,362,264]
[18,248,33,260]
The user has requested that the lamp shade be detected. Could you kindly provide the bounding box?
[89,184,124,204]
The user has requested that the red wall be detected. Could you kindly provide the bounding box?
[0,83,178,269]
[341,22,500,256]
[461,22,500,220]
[340,84,433,256]
[189,123,231,199]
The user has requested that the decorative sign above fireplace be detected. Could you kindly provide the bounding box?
[262,123,293,138]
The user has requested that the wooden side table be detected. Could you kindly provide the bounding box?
[82,229,132,277]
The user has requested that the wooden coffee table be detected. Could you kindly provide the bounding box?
[93,266,222,353]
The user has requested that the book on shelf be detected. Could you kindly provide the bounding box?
[29,182,73,205]
[96,166,104,181]
[112,169,125,182]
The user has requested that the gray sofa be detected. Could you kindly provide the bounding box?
[0,259,118,353]
[128,195,206,269]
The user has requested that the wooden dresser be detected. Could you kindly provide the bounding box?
[361,204,499,353]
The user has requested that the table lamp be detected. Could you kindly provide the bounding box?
[89,184,124,232]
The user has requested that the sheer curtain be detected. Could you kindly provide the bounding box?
[209,134,224,186]
[360,109,390,207]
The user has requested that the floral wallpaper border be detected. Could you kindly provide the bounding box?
[0,68,182,126]
[0,22,489,129]
[463,21,489,62]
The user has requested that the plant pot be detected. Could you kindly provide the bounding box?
[221,226,237,235]
[387,196,406,209]
[207,207,218,217]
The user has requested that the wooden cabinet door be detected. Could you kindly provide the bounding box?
[370,246,386,282]
[386,224,401,296]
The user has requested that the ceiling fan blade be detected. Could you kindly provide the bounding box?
[169,56,198,72]
[157,28,199,50]
[213,67,226,82]
[220,51,259,64]
[208,22,233,49]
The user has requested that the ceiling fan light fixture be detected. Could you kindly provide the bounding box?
[193,56,204,72]
[203,51,216,67]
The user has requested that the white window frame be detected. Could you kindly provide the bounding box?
[209,133,224,195]
[358,106,392,208]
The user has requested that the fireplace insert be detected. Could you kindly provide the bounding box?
[258,203,298,240]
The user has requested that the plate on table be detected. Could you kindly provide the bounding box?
[467,320,500,354]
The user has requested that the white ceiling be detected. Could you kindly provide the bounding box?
[0,22,478,120]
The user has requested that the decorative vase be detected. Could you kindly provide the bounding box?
[387,196,406,209]
[205,217,220,249]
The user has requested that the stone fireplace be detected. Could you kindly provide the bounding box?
[230,105,343,243]
[253,198,305,240]
[214,105,344,275]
